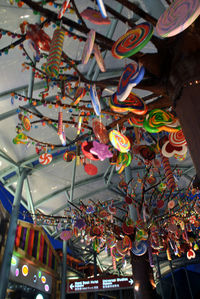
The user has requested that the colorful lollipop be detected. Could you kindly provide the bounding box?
[128,114,145,127]
[116,62,145,101]
[18,113,31,131]
[92,119,109,144]
[156,0,200,38]
[58,110,63,136]
[109,130,130,153]
[46,28,65,78]
[74,87,86,105]
[112,23,153,59]
[144,109,181,133]
[109,92,147,115]
[82,29,96,64]
[81,7,111,25]
[106,234,116,248]
[90,85,101,116]
[63,151,76,162]
[13,133,28,145]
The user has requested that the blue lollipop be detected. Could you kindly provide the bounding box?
[131,241,147,256]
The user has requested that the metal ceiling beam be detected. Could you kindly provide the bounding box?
[25,177,35,219]
[0,150,18,168]
[34,172,107,208]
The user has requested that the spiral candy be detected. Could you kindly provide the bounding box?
[161,154,176,190]
[128,114,145,127]
[46,28,65,78]
[39,153,53,165]
[110,92,147,115]
[144,109,181,133]
[156,0,200,38]
[109,130,130,153]
[131,241,147,256]
[112,23,153,59]
[116,62,145,101]
[169,129,187,147]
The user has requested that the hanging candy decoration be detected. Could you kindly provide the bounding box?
[90,85,101,116]
[84,163,98,175]
[162,140,187,158]
[13,133,28,145]
[39,153,53,165]
[18,113,31,131]
[112,23,153,59]
[137,145,155,161]
[82,29,96,64]
[58,0,70,19]
[122,218,134,235]
[131,241,148,256]
[81,141,99,160]
[81,7,111,25]
[143,109,181,133]
[116,62,145,101]
[90,141,113,161]
[58,109,63,136]
[106,234,116,248]
[161,154,176,190]
[77,116,83,135]
[109,130,130,153]
[128,114,145,127]
[28,40,40,62]
[156,0,200,38]
[92,119,109,144]
[46,28,65,78]
[60,229,72,241]
[63,151,76,162]
[110,92,147,114]
[21,23,51,52]
[116,152,132,173]
[74,87,86,105]
[93,44,106,72]
[169,129,187,147]
[96,0,107,18]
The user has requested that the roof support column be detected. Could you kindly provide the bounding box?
[61,240,67,299]
[0,169,26,299]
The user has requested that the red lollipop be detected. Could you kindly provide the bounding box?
[84,164,98,175]
[81,141,99,161]
[92,119,109,144]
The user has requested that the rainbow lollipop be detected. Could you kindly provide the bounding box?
[144,109,181,133]
[109,130,130,153]
[112,23,153,59]
[109,92,147,115]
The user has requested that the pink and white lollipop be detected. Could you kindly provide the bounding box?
[156,0,200,37]
[93,44,106,72]
[39,153,53,165]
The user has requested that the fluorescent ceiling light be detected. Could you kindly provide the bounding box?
[20,15,30,19]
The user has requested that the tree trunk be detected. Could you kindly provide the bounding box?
[131,252,157,299]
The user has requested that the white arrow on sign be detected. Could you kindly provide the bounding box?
[129,279,133,285]
[70,283,74,290]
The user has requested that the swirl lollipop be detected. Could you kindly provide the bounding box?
[109,130,130,153]
[128,114,145,127]
[131,241,148,256]
[116,62,145,101]
[106,234,116,248]
[169,129,187,147]
[18,113,31,131]
[144,109,181,133]
[39,153,53,165]
[112,23,153,59]
[93,44,106,72]
[156,0,200,38]
[110,92,147,115]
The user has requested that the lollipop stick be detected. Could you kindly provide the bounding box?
[134,127,140,144]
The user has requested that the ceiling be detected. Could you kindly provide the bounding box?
[0,0,197,277]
